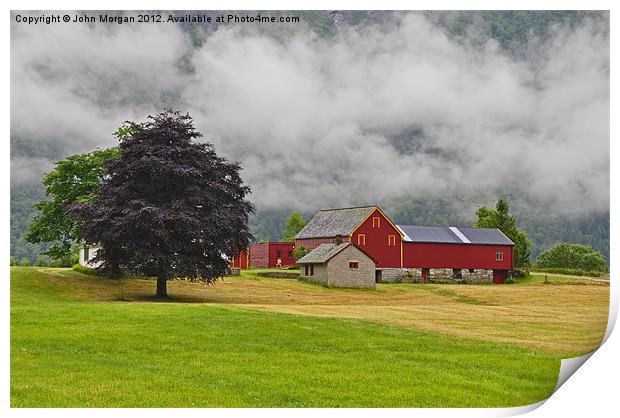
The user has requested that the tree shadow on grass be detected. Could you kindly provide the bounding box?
[116,293,218,304]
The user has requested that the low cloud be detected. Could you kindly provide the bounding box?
[11,12,609,216]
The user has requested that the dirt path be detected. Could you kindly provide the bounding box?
[530,271,610,282]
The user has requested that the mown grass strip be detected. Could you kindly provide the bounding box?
[10,267,563,407]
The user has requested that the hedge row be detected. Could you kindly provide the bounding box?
[72,264,97,275]
[256,271,300,279]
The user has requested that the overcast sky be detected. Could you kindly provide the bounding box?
[11,12,609,216]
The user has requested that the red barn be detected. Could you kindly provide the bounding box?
[295,206,514,283]
[249,242,296,268]
[230,250,249,269]
[398,225,514,284]
[295,206,403,268]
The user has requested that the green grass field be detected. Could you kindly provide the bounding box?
[10,267,609,407]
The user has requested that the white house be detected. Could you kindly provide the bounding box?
[79,244,102,267]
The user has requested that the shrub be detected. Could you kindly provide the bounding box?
[20,259,30,267]
[512,269,529,278]
[35,256,49,267]
[72,263,96,275]
[50,253,79,268]
[294,246,309,260]
[536,243,608,273]
[10,256,16,266]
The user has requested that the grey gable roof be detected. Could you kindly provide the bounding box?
[398,225,514,245]
[295,206,377,239]
[456,227,514,245]
[296,242,352,264]
[398,225,461,244]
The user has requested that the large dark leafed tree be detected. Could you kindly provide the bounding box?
[70,111,254,298]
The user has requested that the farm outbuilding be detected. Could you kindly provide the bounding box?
[230,250,249,269]
[297,242,376,288]
[230,242,296,269]
[295,206,514,284]
[248,242,296,268]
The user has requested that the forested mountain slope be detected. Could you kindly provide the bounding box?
[11,10,609,263]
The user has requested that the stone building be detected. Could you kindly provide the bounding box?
[297,242,376,289]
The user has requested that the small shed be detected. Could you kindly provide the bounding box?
[297,242,376,289]
[249,242,296,268]
[230,249,249,269]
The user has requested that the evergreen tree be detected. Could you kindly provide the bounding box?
[282,211,307,242]
[474,199,532,268]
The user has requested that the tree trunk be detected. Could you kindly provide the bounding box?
[110,261,122,279]
[156,276,167,298]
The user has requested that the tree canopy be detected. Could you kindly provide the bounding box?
[474,199,532,268]
[536,243,608,272]
[24,147,120,260]
[282,211,307,242]
[69,110,254,297]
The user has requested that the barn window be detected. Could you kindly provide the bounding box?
[288,251,293,258]
[349,261,359,269]
[388,235,396,246]
[358,234,366,246]
[496,250,504,261]
[310,265,314,276]
[372,217,381,228]
[304,265,308,276]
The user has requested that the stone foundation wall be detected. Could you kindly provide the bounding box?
[227,268,241,276]
[381,268,422,283]
[429,268,453,279]
[379,268,492,284]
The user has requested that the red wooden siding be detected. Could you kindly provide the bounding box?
[295,237,349,251]
[249,243,269,267]
[492,269,507,284]
[350,209,402,268]
[249,242,296,268]
[230,250,249,269]
[402,242,514,270]
[268,242,296,268]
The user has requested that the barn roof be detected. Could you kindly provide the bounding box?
[397,225,514,245]
[296,242,352,264]
[295,206,377,239]
[397,225,461,243]
[457,227,514,245]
